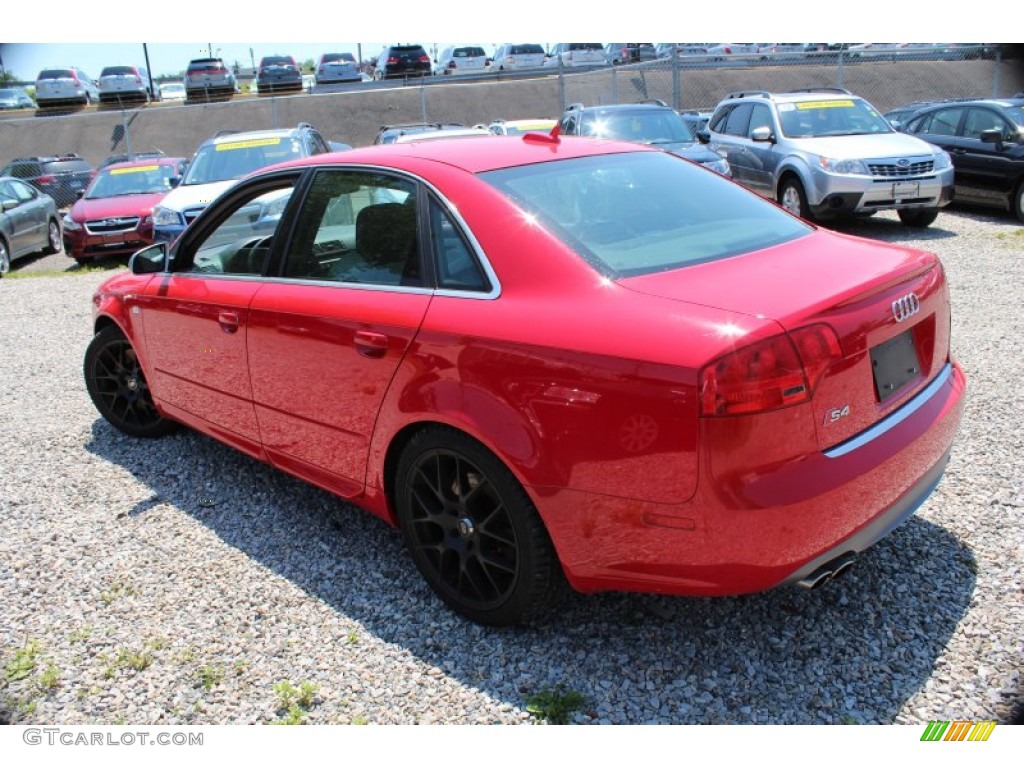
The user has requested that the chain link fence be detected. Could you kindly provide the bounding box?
[1,44,1020,211]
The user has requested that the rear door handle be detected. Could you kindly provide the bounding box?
[218,311,240,333]
[354,330,388,357]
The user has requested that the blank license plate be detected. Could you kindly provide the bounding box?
[893,181,920,198]
[871,329,921,402]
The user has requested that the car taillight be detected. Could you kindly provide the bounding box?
[387,56,399,64]
[71,74,81,86]
[135,76,142,83]
[724,47,732,55]
[699,324,841,417]
[37,174,56,185]
[419,55,431,63]
[448,60,456,69]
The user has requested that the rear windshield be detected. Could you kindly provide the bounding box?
[511,45,545,55]
[38,69,74,79]
[322,53,355,63]
[188,60,224,72]
[479,152,810,278]
[101,66,136,76]
[454,48,486,58]
[261,56,294,66]
[570,44,603,51]
[42,159,92,174]
[391,46,426,54]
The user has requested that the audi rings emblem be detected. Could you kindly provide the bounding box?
[892,293,921,322]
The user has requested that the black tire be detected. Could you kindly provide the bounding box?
[43,218,61,255]
[1013,181,1024,223]
[778,177,812,220]
[394,427,563,626]
[84,325,177,438]
[897,207,940,228]
[0,236,10,277]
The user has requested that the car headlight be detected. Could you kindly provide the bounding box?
[62,214,81,231]
[703,157,731,176]
[818,157,870,175]
[933,150,953,171]
[152,206,182,227]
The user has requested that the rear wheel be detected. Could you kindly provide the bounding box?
[84,325,176,438]
[1013,181,1024,223]
[394,427,563,626]
[778,177,812,220]
[897,207,940,228]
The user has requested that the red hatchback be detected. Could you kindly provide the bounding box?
[63,157,186,263]
[83,135,966,626]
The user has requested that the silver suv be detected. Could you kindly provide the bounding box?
[707,88,955,227]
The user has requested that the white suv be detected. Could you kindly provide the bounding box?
[543,43,605,68]
[706,88,955,227]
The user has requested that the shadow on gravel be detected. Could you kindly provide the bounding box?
[86,421,977,724]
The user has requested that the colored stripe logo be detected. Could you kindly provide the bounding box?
[921,721,996,741]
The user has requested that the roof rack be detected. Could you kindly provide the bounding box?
[564,102,584,113]
[724,91,771,100]
[212,129,241,139]
[295,122,314,131]
[640,98,668,107]
[786,87,852,95]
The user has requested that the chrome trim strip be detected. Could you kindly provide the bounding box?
[824,364,954,459]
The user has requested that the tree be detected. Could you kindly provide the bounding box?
[301,58,315,74]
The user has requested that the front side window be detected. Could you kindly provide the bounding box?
[283,170,422,287]
[963,108,1009,139]
[181,179,296,275]
[480,151,811,278]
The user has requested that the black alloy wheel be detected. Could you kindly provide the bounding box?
[84,325,176,438]
[395,428,562,626]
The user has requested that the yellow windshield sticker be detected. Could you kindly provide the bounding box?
[110,164,160,175]
[797,100,855,110]
[216,137,282,151]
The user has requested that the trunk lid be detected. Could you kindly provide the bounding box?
[619,229,950,449]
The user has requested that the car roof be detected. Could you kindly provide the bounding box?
[263,134,654,175]
[567,102,674,115]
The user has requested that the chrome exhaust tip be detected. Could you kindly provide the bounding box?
[796,552,858,589]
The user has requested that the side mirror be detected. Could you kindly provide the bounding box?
[169,176,181,188]
[76,190,84,200]
[129,242,167,274]
[750,126,773,142]
[696,129,711,144]
[1,199,17,212]
[980,129,1003,145]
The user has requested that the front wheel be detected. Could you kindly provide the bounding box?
[0,237,10,276]
[394,427,563,626]
[1013,181,1024,223]
[778,178,812,220]
[897,207,939,228]
[84,325,177,438]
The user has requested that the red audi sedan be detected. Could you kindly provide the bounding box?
[83,135,967,626]
[63,157,187,264]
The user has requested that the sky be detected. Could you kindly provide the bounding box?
[0,3,994,83]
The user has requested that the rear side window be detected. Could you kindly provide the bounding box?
[429,198,488,292]
[724,103,754,136]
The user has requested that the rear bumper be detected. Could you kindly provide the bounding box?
[537,361,966,596]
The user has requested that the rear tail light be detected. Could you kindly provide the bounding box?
[387,56,399,64]
[699,324,841,417]
[419,55,431,63]
[71,74,82,86]
[448,60,456,69]
[37,174,56,185]
[723,47,732,55]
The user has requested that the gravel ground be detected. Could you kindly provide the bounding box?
[0,207,1021,725]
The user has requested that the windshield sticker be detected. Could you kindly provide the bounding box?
[216,137,283,152]
[778,104,796,112]
[110,165,160,175]
[797,100,856,110]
